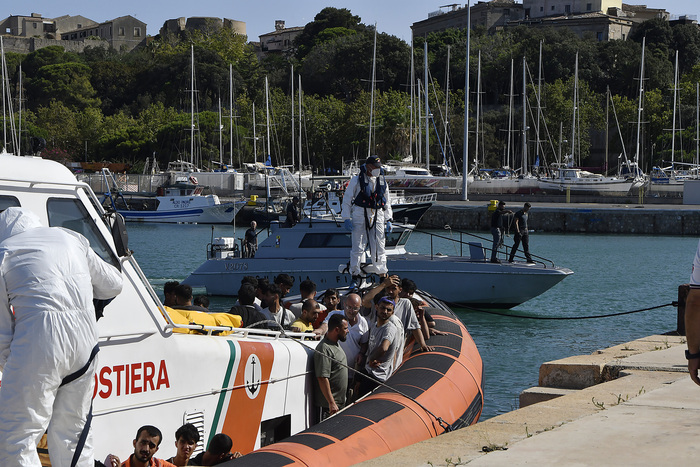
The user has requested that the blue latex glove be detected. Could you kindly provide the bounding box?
[344,219,353,231]
[386,221,393,233]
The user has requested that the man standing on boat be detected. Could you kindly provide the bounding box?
[509,202,534,263]
[490,201,513,263]
[341,155,393,285]
[243,220,258,258]
[0,207,123,466]
[314,313,349,420]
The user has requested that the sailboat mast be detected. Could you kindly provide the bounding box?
[507,59,513,170]
[265,76,271,163]
[417,78,422,164]
[1,36,7,152]
[697,81,699,168]
[252,103,257,163]
[299,75,303,170]
[536,40,543,167]
[368,26,377,158]
[424,40,430,171]
[410,40,414,160]
[190,45,195,165]
[571,52,579,167]
[291,65,295,172]
[634,37,646,168]
[475,51,481,171]
[671,50,679,167]
[18,62,22,156]
[444,45,450,158]
[218,97,222,165]
[229,64,233,166]
[522,55,528,175]
[461,0,470,201]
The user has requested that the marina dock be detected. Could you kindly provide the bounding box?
[359,331,692,466]
[418,200,700,235]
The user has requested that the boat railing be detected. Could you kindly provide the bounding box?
[414,226,557,267]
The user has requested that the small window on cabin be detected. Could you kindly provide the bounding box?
[47,198,119,268]
[0,196,20,212]
[386,230,411,248]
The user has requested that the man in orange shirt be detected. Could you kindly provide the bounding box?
[121,425,175,467]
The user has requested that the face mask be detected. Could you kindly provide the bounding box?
[371,168,381,177]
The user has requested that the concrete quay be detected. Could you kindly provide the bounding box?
[417,200,700,235]
[359,333,696,466]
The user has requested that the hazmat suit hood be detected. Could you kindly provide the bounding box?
[0,207,43,243]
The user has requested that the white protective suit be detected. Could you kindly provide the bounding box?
[341,166,393,276]
[0,207,123,467]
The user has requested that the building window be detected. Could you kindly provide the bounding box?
[597,32,604,41]
[540,6,544,11]
[622,33,626,40]
[565,5,571,14]
[118,27,125,36]
[33,23,37,29]
[551,5,555,10]
[77,23,82,28]
[587,3,592,11]
[134,27,141,37]
[504,8,510,16]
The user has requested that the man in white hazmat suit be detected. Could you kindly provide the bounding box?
[341,155,393,286]
[0,207,123,466]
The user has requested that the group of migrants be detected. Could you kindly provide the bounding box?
[100,423,238,466]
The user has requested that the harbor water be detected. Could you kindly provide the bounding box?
[126,222,695,420]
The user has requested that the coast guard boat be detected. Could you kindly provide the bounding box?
[0,154,483,465]
[182,218,573,308]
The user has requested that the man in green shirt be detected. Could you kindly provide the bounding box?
[314,313,349,421]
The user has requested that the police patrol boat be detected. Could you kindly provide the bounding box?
[0,154,483,465]
[182,217,573,309]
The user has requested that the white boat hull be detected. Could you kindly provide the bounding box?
[119,200,240,223]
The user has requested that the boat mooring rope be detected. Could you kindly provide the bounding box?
[418,289,678,320]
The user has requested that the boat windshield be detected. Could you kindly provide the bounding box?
[47,198,120,268]
[386,229,411,247]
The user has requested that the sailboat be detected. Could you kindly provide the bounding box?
[648,48,699,194]
[468,56,540,194]
[537,53,642,195]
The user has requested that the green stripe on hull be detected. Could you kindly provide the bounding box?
[208,340,237,445]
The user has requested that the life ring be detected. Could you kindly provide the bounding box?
[189,176,199,185]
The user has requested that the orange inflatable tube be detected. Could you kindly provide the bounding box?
[236,300,484,466]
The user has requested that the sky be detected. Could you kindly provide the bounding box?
[4,1,700,43]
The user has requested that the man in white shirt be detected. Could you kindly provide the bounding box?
[260,283,295,329]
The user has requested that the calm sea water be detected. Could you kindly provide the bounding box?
[126,222,696,420]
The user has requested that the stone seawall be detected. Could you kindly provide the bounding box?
[419,204,700,235]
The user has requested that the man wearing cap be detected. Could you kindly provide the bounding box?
[490,201,513,263]
[341,155,393,285]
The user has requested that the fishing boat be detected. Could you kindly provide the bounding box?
[0,153,483,465]
[101,169,243,224]
[182,218,573,308]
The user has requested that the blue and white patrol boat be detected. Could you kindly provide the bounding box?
[182,218,573,308]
